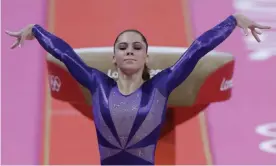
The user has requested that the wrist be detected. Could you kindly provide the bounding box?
[28,24,35,30]
[230,14,238,26]
[27,24,36,39]
[232,13,241,18]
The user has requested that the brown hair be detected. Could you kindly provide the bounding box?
[114,29,150,80]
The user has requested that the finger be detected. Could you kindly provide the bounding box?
[10,39,20,49]
[254,23,271,29]
[18,36,25,48]
[252,30,261,43]
[254,28,262,35]
[5,30,21,37]
[243,28,249,36]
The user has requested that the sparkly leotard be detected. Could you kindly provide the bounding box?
[32,15,237,165]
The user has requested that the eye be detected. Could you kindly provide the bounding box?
[119,46,127,50]
[133,45,142,50]
[118,44,127,50]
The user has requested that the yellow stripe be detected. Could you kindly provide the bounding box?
[180,0,213,164]
[43,0,55,164]
[181,0,194,44]
[43,73,52,165]
[199,112,213,164]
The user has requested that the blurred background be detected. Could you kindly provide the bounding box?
[2,0,276,165]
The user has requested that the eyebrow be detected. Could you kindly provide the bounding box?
[118,42,127,45]
[133,42,142,45]
[118,42,142,45]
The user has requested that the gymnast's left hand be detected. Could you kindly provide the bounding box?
[233,13,271,42]
[5,24,35,49]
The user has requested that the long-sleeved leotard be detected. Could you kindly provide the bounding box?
[32,15,237,165]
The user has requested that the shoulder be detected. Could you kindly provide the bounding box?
[142,68,171,95]
[91,68,116,86]
[148,68,171,85]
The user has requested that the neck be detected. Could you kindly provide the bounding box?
[117,68,144,95]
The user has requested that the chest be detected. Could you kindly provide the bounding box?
[93,87,167,148]
[108,88,167,121]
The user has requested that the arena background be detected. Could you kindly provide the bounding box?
[2,0,276,165]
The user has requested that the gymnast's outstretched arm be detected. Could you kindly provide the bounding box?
[161,15,237,94]
[32,24,103,93]
[157,13,270,94]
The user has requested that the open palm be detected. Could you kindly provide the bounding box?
[5,24,35,49]
[234,14,271,42]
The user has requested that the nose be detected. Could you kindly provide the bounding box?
[126,52,134,56]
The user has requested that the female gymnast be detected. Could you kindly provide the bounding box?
[6,14,270,165]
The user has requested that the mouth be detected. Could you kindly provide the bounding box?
[124,59,137,62]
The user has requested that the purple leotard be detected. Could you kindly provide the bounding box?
[32,15,237,165]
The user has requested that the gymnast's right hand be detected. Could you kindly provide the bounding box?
[5,24,35,49]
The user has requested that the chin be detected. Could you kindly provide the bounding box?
[120,65,141,75]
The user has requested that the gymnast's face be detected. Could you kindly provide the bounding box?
[113,31,148,75]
